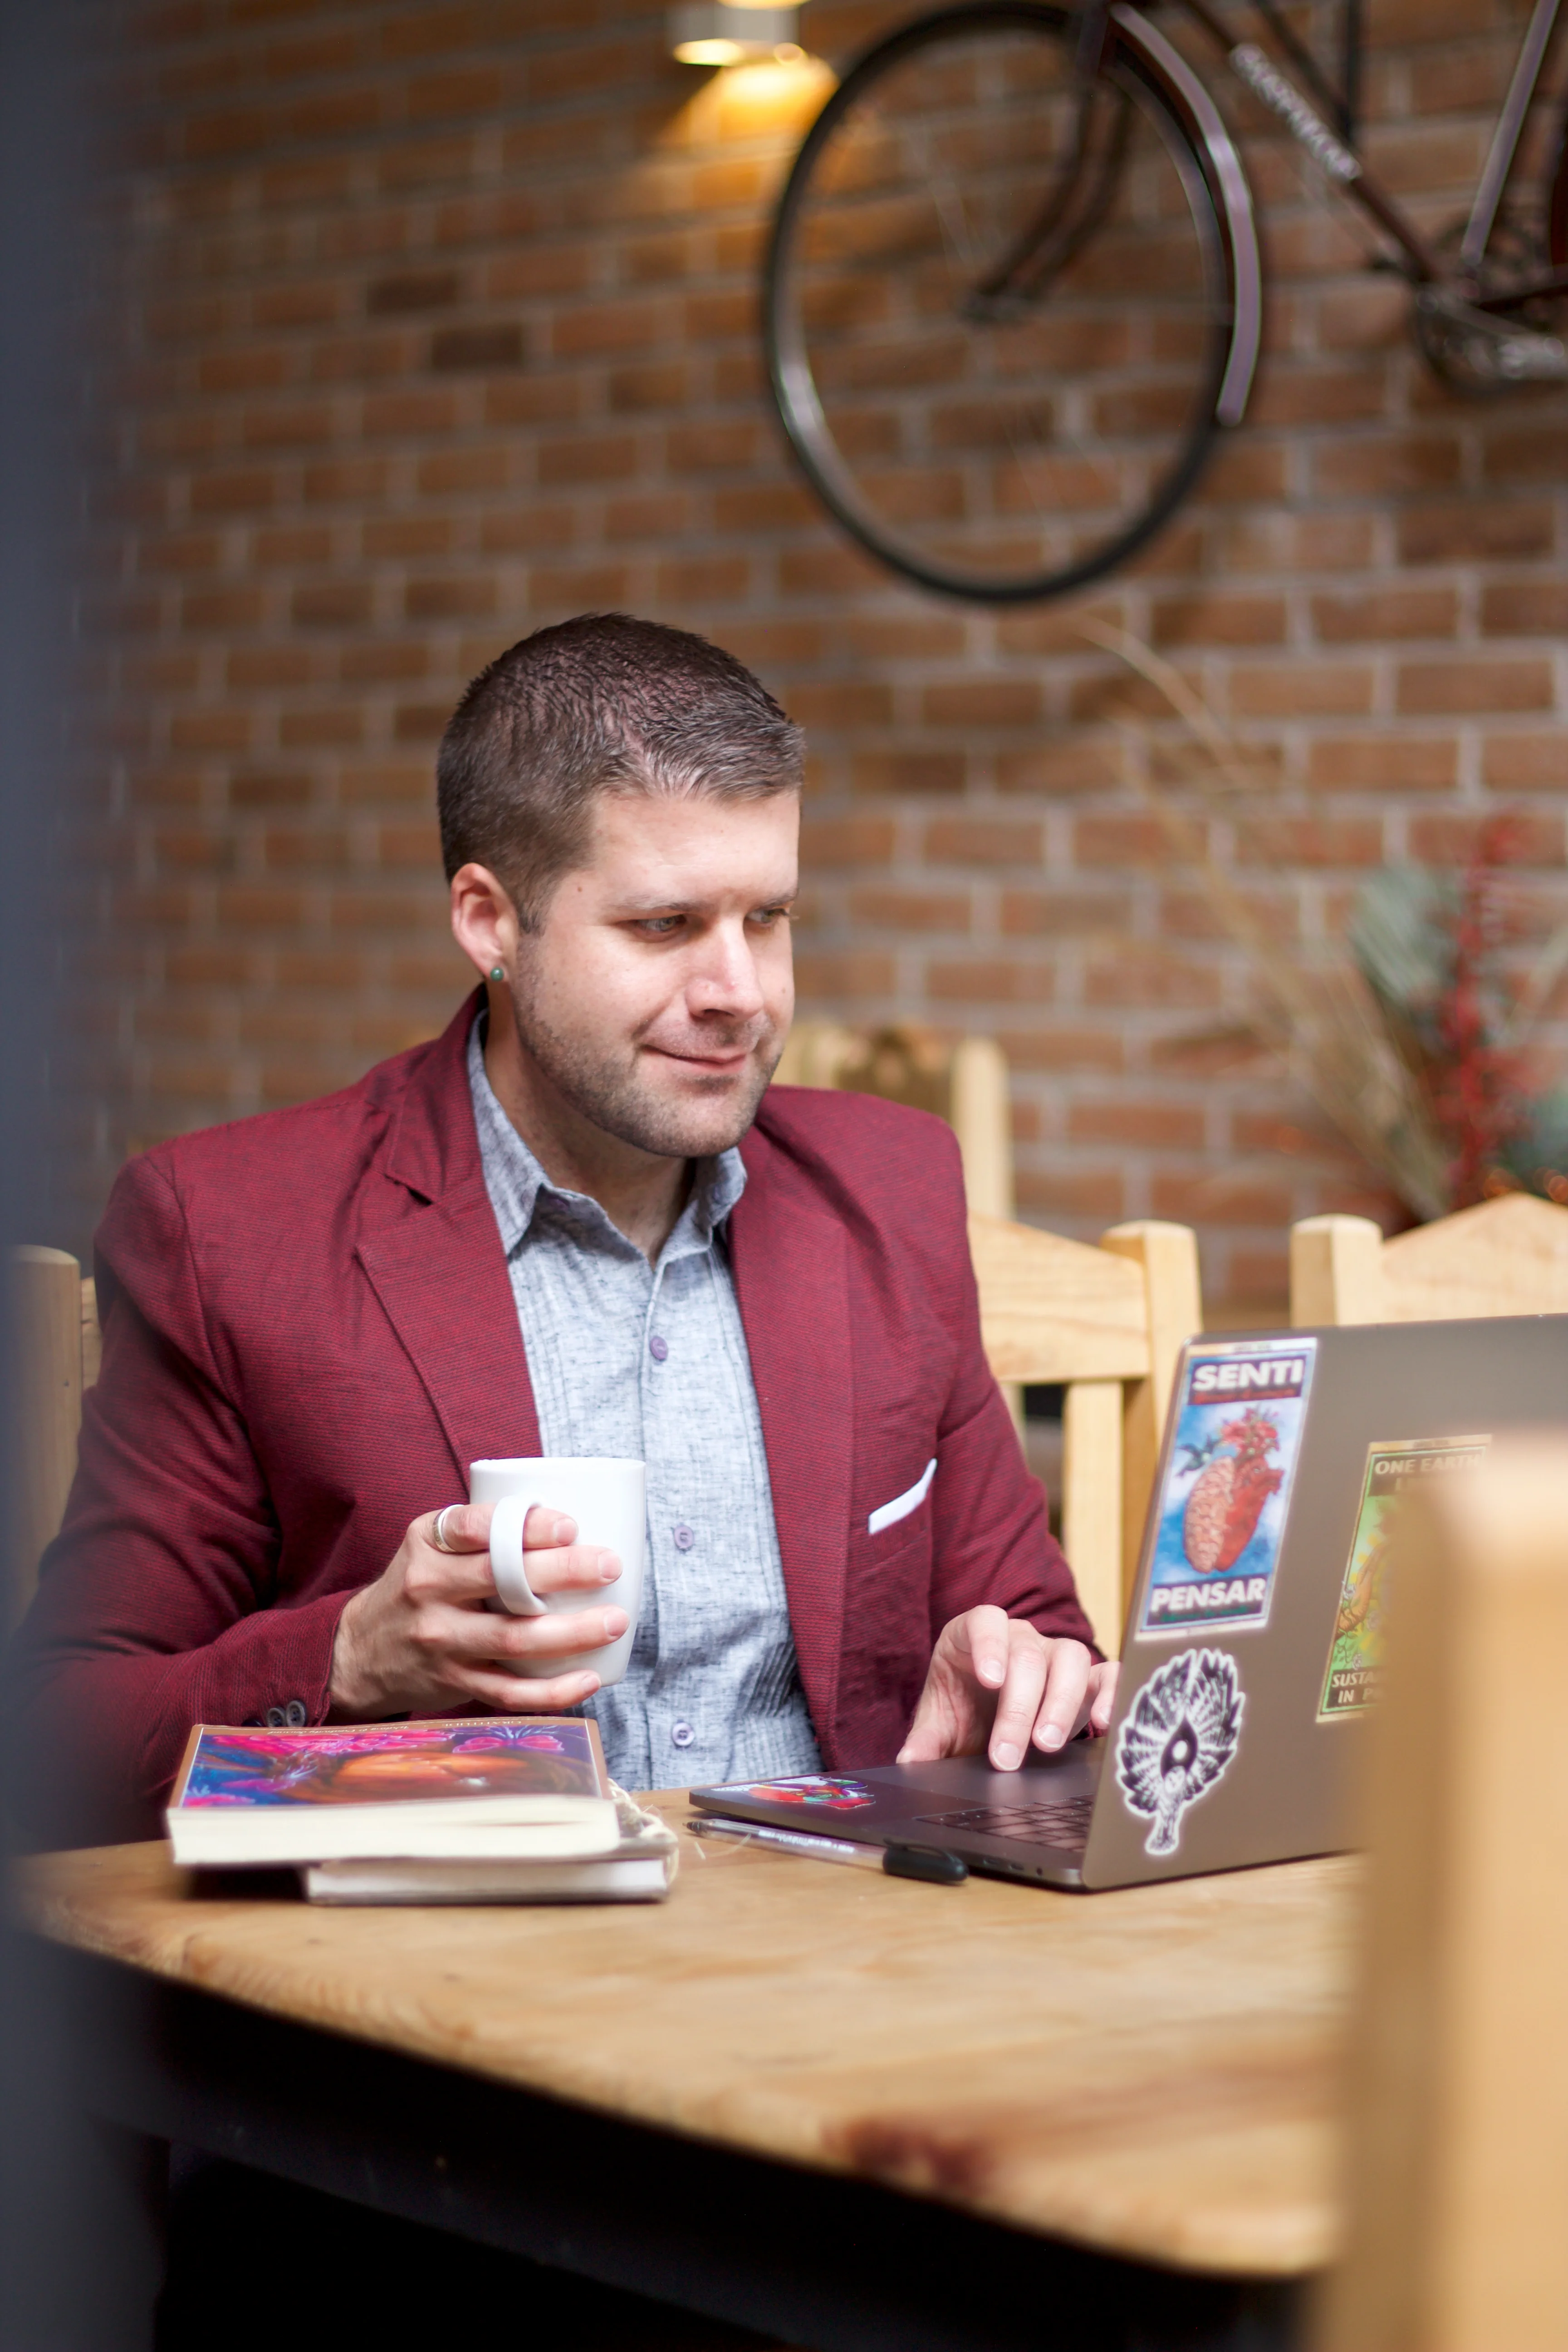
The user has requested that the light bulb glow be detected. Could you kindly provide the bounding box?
[668,0,801,64]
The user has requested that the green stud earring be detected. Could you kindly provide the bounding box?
[489,965,505,982]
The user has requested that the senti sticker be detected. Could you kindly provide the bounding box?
[1140,1339,1316,1637]
[1317,1435,1490,1720]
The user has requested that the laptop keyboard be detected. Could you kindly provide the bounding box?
[916,1797,1095,1853]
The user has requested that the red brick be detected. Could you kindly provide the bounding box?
[1152,593,1287,647]
[1307,736,1458,791]
[655,555,750,604]
[1236,819,1387,868]
[1069,1101,1206,1150]
[1399,501,1555,564]
[536,432,638,486]
[1231,663,1376,718]
[1084,951,1221,1010]
[1014,1169,1126,1222]
[1313,432,1461,499]
[405,575,497,621]
[1000,1028,1126,1075]
[1396,660,1554,716]
[1481,736,1568,793]
[1001,890,1132,937]
[793,951,897,997]
[786,681,892,731]
[1408,813,1564,867]
[1074,816,1187,867]
[800,816,896,867]
[927,959,1055,1005]
[997,740,1126,795]
[1312,589,1457,643]
[921,679,1042,728]
[1151,1173,1297,1227]
[609,363,691,415]
[552,301,665,361]
[924,818,1043,868]
[848,889,970,933]
[1481,581,1568,637]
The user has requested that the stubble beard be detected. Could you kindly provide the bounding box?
[506,967,782,1161]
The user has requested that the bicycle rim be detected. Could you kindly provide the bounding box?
[765,1,1238,604]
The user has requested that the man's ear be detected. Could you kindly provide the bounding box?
[450,863,519,981]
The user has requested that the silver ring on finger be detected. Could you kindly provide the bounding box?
[431,1504,462,1553]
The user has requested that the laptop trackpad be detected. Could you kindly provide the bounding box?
[872,1743,1102,1850]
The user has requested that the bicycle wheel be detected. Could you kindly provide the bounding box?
[765,2,1244,603]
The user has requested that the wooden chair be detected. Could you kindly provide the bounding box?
[1317,1435,1568,2352]
[968,1215,1200,1658]
[1291,1193,1568,1327]
[774,1021,1014,1218]
[8,1246,99,1626]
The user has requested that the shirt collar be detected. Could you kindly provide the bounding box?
[467,1014,746,1264]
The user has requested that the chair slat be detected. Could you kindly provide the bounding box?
[969,1212,1150,1385]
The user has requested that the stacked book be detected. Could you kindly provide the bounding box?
[166,1716,678,1905]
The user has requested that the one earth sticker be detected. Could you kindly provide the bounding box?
[1139,1340,1317,1637]
[1317,1435,1490,1719]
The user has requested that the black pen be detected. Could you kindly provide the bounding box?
[687,1814,966,1884]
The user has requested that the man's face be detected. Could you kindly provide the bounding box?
[507,788,799,1161]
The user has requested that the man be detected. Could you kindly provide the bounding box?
[14,615,1115,1845]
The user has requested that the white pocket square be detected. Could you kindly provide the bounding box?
[868,1457,937,1536]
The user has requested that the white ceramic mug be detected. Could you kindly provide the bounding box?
[469,1456,647,1688]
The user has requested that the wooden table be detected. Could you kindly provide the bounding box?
[17,1801,1358,2352]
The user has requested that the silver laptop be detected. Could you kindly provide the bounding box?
[691,1316,1567,1889]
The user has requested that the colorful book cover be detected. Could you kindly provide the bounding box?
[698,1774,874,1811]
[1317,1436,1490,1720]
[1139,1338,1317,1637]
[170,1716,607,1811]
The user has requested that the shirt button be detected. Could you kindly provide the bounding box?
[672,1524,695,1551]
[284,1699,308,1727]
[670,1720,696,1749]
[265,1706,286,1728]
[649,1333,669,1362]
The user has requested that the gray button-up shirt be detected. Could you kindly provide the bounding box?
[468,1022,822,1791]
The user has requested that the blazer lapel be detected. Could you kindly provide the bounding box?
[356,996,541,1484]
[357,1173,541,1485]
[730,1133,853,1743]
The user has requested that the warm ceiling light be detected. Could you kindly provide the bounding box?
[669,2,801,64]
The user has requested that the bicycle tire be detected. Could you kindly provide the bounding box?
[764,1,1247,604]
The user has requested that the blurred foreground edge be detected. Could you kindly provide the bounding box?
[1317,1432,1568,2352]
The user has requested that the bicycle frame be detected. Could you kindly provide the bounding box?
[1100,0,1568,299]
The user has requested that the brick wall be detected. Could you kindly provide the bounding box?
[70,0,1568,1304]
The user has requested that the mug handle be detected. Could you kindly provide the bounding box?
[487,1493,548,1617]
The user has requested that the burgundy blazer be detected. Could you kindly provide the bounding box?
[11,993,1090,1844]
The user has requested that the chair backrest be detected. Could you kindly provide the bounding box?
[7,1247,99,1625]
[968,1214,1201,1657]
[774,1021,1014,1219]
[1291,1195,1568,1327]
[1316,1436,1568,2352]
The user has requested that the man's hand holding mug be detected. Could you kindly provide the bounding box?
[328,1456,646,1720]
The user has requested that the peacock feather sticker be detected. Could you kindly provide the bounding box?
[1116,1648,1244,1855]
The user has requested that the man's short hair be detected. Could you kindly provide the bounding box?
[436,613,805,930]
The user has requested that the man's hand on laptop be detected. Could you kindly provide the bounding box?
[896,1607,1119,1774]
[328,1503,627,1719]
